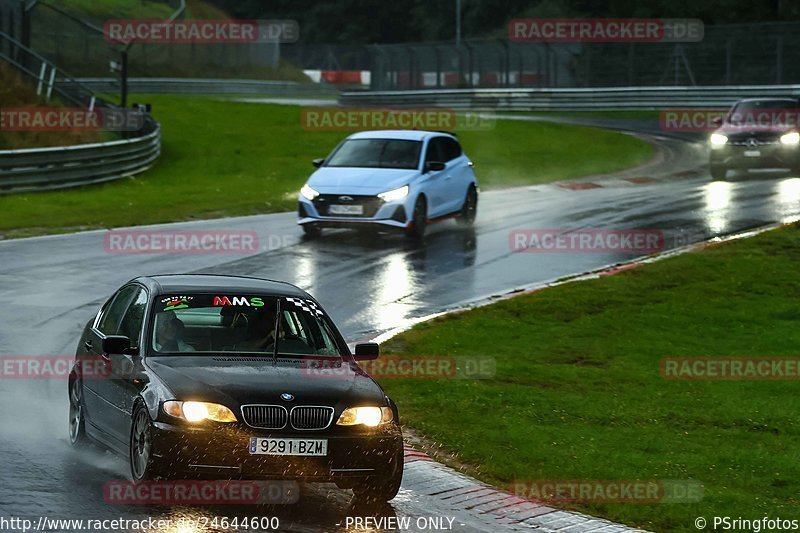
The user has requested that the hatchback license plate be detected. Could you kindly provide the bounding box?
[329,204,363,215]
[249,437,328,456]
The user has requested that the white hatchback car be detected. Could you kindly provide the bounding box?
[298,130,478,239]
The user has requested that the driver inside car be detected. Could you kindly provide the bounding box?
[154,310,196,352]
[233,309,279,352]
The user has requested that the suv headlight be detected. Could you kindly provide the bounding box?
[780,132,800,145]
[377,185,409,203]
[336,406,393,427]
[163,401,237,423]
[300,184,320,200]
[709,133,728,146]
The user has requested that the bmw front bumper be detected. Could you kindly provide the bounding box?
[151,421,403,481]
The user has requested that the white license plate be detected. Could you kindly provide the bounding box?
[329,204,363,215]
[744,150,761,157]
[249,437,328,456]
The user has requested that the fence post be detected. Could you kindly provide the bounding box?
[725,37,732,84]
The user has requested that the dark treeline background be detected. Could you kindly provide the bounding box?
[207,0,799,43]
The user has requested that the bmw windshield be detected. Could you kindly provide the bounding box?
[151,294,343,357]
[325,139,422,169]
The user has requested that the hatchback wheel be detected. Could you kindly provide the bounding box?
[302,223,322,238]
[405,197,427,240]
[457,186,478,226]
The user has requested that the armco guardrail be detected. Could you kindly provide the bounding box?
[0,126,161,194]
[0,30,163,193]
[77,78,338,96]
[339,85,800,110]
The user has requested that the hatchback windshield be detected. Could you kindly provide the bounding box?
[325,139,422,169]
[151,294,342,357]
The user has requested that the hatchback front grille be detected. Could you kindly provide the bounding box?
[241,404,334,430]
[241,405,287,429]
[312,194,383,218]
[290,406,335,430]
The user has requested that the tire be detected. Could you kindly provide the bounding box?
[457,186,478,227]
[130,403,164,481]
[302,224,322,238]
[710,164,727,180]
[352,444,404,503]
[405,197,427,240]
[68,376,88,446]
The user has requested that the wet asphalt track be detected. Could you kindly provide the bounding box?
[1,117,800,532]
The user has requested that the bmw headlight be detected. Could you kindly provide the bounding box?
[709,133,728,146]
[300,184,320,201]
[336,406,393,427]
[163,401,237,423]
[780,132,800,145]
[377,185,409,203]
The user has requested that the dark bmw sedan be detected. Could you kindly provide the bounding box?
[68,274,404,502]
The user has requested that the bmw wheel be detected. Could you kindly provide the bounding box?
[352,444,404,503]
[130,403,164,481]
[405,197,427,240]
[457,186,478,226]
[68,377,88,446]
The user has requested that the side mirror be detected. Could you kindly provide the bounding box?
[425,161,446,173]
[312,158,324,168]
[354,343,379,361]
[102,335,131,355]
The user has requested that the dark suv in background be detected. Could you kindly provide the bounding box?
[709,98,800,180]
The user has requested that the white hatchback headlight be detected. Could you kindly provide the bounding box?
[377,185,409,203]
[709,133,728,146]
[780,132,800,145]
[300,184,320,200]
[336,406,393,427]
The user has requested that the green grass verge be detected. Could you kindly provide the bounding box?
[0,95,651,237]
[380,224,800,531]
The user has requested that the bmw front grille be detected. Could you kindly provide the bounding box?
[241,405,334,430]
[290,406,335,430]
[241,405,288,429]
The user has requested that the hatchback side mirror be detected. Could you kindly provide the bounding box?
[354,343,379,360]
[425,161,446,173]
[102,335,131,355]
[312,158,324,168]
